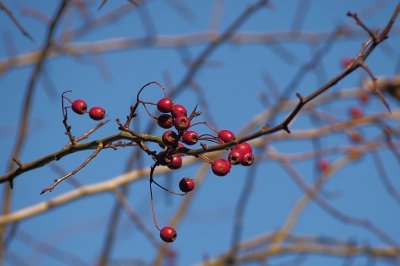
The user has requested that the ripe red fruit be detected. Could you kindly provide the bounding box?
[211,159,231,176]
[160,226,177,243]
[179,177,195,193]
[162,130,178,146]
[228,149,244,165]
[157,114,174,129]
[71,99,88,115]
[318,159,330,173]
[174,115,191,132]
[235,142,253,154]
[241,152,254,166]
[218,130,235,143]
[341,57,354,68]
[350,106,363,119]
[88,106,106,120]
[167,156,182,170]
[182,130,198,145]
[157,97,174,113]
[171,104,187,117]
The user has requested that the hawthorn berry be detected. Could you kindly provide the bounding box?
[241,152,255,166]
[218,130,235,143]
[228,149,244,165]
[211,159,231,176]
[157,97,174,113]
[167,156,183,170]
[318,159,330,173]
[157,114,174,129]
[71,99,88,115]
[350,106,363,119]
[341,57,354,68]
[174,115,191,132]
[162,130,178,146]
[171,104,187,117]
[182,130,198,145]
[235,142,253,154]
[179,177,195,193]
[89,106,106,120]
[160,226,177,243]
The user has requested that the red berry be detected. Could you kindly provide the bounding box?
[167,156,182,170]
[235,142,253,154]
[174,115,190,132]
[182,130,198,145]
[157,97,174,113]
[160,226,177,243]
[157,114,174,129]
[162,130,178,146]
[179,177,195,193]
[241,152,254,166]
[171,104,187,117]
[350,106,363,119]
[228,149,244,165]
[318,159,330,173]
[218,130,235,143]
[71,99,88,115]
[342,57,354,68]
[359,93,369,104]
[89,106,105,120]
[211,159,231,176]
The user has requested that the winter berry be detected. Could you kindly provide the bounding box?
[174,115,191,132]
[157,97,174,113]
[162,130,178,146]
[71,99,88,115]
[218,130,235,143]
[341,57,354,68]
[89,106,106,120]
[350,106,363,119]
[167,155,183,170]
[171,104,187,117]
[182,130,198,145]
[318,159,330,173]
[359,92,369,104]
[157,114,174,129]
[228,149,244,165]
[179,177,195,193]
[160,226,177,243]
[241,152,254,166]
[211,159,231,176]
[235,142,253,154]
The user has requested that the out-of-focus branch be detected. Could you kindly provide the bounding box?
[0,2,33,41]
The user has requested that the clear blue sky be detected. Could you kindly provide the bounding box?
[0,1,399,265]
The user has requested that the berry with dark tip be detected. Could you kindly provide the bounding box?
[71,99,88,115]
[160,226,177,243]
[211,159,231,176]
[157,114,174,129]
[162,130,178,146]
[157,97,174,113]
[179,177,195,193]
[228,149,244,165]
[218,130,235,143]
[174,115,191,132]
[182,130,199,145]
[171,104,187,117]
[241,152,254,166]
[88,106,106,120]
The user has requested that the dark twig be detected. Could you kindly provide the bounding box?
[0,2,34,41]
[40,143,104,194]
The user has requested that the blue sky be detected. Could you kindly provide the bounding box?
[0,1,399,265]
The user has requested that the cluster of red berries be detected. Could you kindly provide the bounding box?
[132,82,255,243]
[64,94,106,121]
